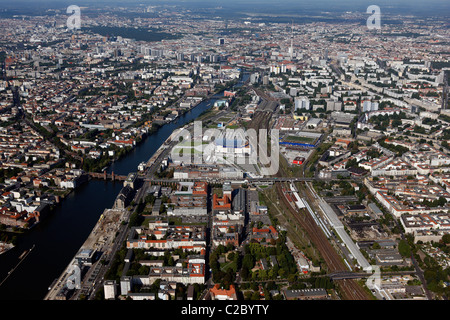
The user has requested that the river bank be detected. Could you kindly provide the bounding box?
[44,90,225,300]
[0,73,248,300]
[0,90,221,300]
[0,242,14,255]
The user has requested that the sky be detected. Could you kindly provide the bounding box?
[0,0,448,17]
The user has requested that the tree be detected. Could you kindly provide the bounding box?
[259,270,267,280]
[241,266,250,280]
[251,291,260,300]
[398,240,411,258]
[222,269,234,287]
[242,254,254,270]
[244,291,253,300]
[442,234,450,244]
[371,242,381,250]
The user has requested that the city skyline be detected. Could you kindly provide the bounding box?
[0,0,448,311]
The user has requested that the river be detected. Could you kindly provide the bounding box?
[0,92,224,300]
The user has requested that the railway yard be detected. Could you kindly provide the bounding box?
[275,181,372,300]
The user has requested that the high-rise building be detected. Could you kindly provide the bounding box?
[104,281,117,300]
[289,22,294,60]
[295,97,310,111]
[362,100,379,112]
[270,65,280,74]
[250,73,260,84]
[327,100,342,112]
[12,86,20,107]
[113,48,121,57]
[1,61,6,82]
[442,72,448,110]
[151,49,163,57]
[143,47,151,56]
[209,54,220,63]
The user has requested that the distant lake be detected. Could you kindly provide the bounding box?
[84,26,181,42]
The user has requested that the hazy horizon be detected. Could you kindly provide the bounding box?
[0,0,448,16]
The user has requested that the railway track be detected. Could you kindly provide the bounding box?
[278,182,342,271]
[247,110,272,131]
[276,182,370,300]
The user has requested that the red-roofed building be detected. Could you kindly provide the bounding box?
[251,226,278,243]
[193,181,208,196]
[224,90,236,98]
[212,193,231,211]
[209,284,237,300]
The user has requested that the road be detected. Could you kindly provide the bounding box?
[388,213,433,300]
[45,208,131,300]
[143,176,365,184]
[76,102,231,300]
[86,220,130,300]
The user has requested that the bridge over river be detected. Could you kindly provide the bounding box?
[88,171,127,181]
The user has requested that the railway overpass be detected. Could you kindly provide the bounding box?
[328,271,370,281]
[328,270,417,281]
[142,177,317,184]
